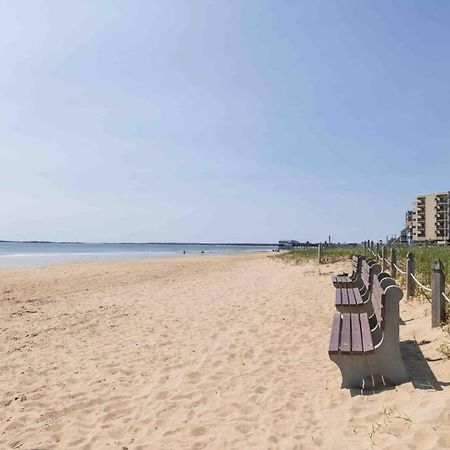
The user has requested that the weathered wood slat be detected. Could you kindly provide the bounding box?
[340,314,351,353]
[360,312,374,353]
[371,274,385,326]
[351,313,363,353]
[348,288,355,305]
[335,289,343,306]
[353,288,363,305]
[329,313,341,354]
[342,288,348,306]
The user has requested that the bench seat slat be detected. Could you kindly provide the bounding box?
[351,313,363,353]
[340,314,351,353]
[360,312,374,353]
[335,289,343,306]
[348,289,356,306]
[342,289,348,306]
[329,312,341,354]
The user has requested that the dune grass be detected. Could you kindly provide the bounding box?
[280,244,450,293]
[278,245,363,265]
[392,246,450,286]
[369,245,450,301]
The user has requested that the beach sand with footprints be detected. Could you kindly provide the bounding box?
[2,252,450,449]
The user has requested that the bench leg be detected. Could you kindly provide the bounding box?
[329,354,372,389]
[329,344,408,389]
[370,344,409,386]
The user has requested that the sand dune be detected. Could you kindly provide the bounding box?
[1,253,450,449]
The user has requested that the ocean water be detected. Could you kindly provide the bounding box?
[0,241,277,268]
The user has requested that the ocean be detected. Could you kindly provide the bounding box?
[0,241,277,268]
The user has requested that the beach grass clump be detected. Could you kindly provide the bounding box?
[277,245,363,265]
[438,342,450,359]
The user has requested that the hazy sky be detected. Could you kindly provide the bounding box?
[2,1,450,243]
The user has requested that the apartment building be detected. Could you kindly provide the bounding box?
[408,192,450,243]
[404,210,414,243]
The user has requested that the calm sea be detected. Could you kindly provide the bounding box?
[0,242,277,268]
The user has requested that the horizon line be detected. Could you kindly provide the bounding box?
[0,240,279,246]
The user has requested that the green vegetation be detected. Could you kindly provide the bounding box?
[277,245,363,265]
[394,246,450,286]
[279,243,450,294]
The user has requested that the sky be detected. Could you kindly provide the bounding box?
[1,1,450,243]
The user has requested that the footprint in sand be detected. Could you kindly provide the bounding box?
[190,426,206,436]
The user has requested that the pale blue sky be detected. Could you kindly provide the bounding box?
[1,1,450,243]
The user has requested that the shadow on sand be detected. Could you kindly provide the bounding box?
[350,339,448,396]
[400,339,447,390]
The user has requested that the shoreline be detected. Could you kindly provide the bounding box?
[0,248,276,270]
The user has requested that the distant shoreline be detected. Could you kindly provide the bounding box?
[0,240,277,246]
[0,241,277,269]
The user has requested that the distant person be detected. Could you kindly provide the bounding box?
[183,250,186,254]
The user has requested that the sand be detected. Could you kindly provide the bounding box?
[1,252,450,449]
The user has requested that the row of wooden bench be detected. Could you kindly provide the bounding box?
[328,255,408,389]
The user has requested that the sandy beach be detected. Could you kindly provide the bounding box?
[2,252,450,449]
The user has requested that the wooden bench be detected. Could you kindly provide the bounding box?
[329,272,408,389]
[332,255,364,288]
[335,259,382,314]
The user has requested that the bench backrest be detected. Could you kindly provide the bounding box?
[361,259,380,291]
[371,274,386,329]
[351,255,359,272]
[370,273,404,345]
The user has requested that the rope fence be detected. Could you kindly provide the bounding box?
[363,241,450,326]
[393,262,407,275]
[443,292,450,304]
[368,249,404,273]
[410,274,432,293]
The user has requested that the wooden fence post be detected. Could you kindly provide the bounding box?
[406,252,415,298]
[363,241,367,256]
[318,244,322,264]
[391,247,397,278]
[431,259,445,327]
[370,241,374,253]
[382,245,388,271]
